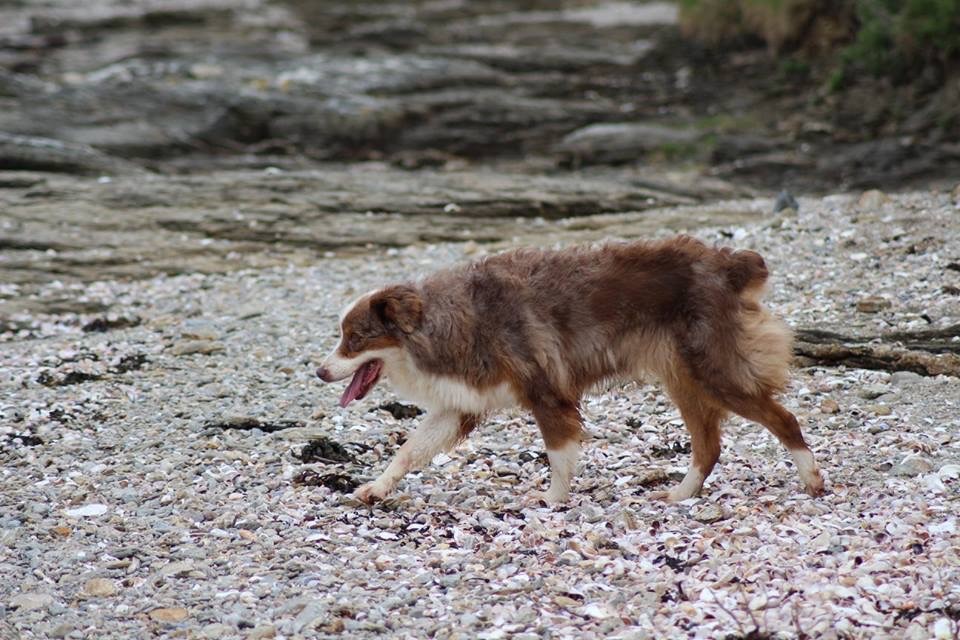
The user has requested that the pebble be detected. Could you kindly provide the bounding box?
[170,340,224,355]
[691,504,727,523]
[149,607,190,623]
[819,398,840,414]
[64,504,108,518]
[247,625,277,639]
[856,296,891,313]
[9,592,54,611]
[890,457,934,477]
[890,371,923,386]
[82,578,117,597]
[856,189,890,209]
[859,384,890,400]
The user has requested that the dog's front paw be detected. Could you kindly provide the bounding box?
[354,481,391,505]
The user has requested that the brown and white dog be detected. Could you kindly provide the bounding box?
[317,236,824,505]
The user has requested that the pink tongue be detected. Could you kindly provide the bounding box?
[339,360,381,407]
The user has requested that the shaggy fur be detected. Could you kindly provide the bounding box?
[318,235,824,504]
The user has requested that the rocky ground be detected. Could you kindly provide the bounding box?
[2,1,960,638]
[2,189,960,639]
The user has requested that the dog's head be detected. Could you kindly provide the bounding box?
[317,284,422,407]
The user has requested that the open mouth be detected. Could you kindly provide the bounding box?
[339,359,383,407]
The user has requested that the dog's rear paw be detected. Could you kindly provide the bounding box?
[526,489,569,507]
[354,481,390,505]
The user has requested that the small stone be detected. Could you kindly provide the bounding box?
[773,190,799,213]
[247,624,277,639]
[819,398,840,414]
[859,384,890,400]
[951,182,960,204]
[64,504,109,518]
[49,623,73,638]
[891,371,923,386]
[554,595,580,609]
[857,189,890,209]
[10,592,54,611]
[50,525,72,537]
[202,622,232,638]
[82,578,117,597]
[856,296,891,313]
[890,457,933,477]
[864,404,892,416]
[170,340,224,356]
[180,320,219,341]
[691,504,727,524]
[149,607,189,623]
[159,560,194,578]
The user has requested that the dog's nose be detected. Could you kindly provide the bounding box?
[316,367,332,382]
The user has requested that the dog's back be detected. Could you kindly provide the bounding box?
[410,235,790,407]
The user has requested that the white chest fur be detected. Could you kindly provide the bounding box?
[384,353,517,413]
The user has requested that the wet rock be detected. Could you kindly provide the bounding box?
[856,296,891,313]
[0,131,141,175]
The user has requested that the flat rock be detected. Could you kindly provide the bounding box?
[555,122,701,164]
[820,398,840,414]
[890,371,923,386]
[64,504,108,518]
[857,189,890,210]
[691,503,727,523]
[890,457,934,477]
[82,578,117,597]
[170,340,224,356]
[149,607,190,623]
[10,592,54,611]
[856,296,891,313]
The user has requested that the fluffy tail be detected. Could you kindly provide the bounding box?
[679,245,792,400]
[723,248,769,304]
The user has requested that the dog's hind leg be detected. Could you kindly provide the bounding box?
[724,395,824,497]
[658,371,726,502]
[530,404,584,504]
[355,412,479,505]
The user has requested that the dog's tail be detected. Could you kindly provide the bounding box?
[679,247,792,399]
[723,248,769,304]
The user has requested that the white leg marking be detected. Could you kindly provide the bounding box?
[667,467,707,502]
[541,440,581,503]
[354,411,461,504]
[790,447,824,496]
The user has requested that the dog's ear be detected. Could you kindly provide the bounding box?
[370,285,422,334]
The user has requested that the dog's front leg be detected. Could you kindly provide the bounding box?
[354,410,464,505]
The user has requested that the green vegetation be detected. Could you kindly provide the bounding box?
[678,0,960,82]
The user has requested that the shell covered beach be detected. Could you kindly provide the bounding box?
[3,189,960,639]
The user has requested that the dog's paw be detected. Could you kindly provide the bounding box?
[354,481,391,505]
[526,488,569,507]
[804,473,826,497]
